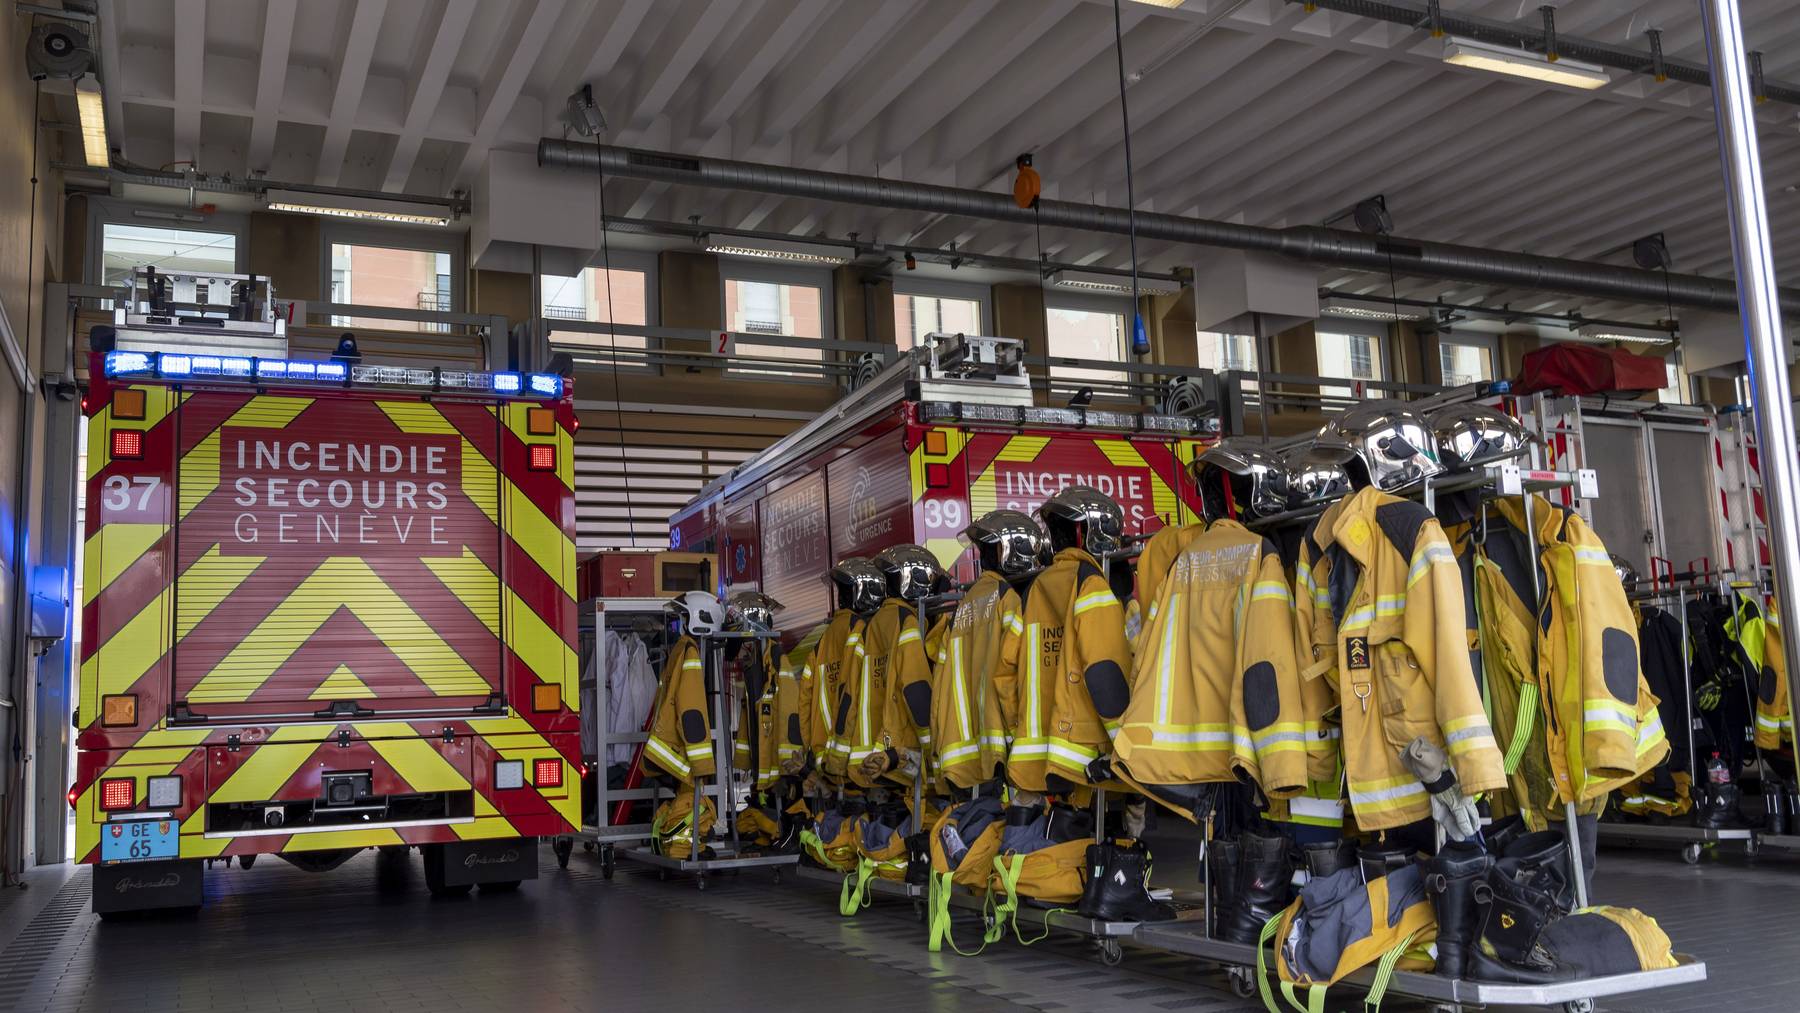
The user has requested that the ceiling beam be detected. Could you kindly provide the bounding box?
[315,0,389,186]
[818,0,1000,153]
[171,0,204,166]
[94,0,130,165]
[627,0,740,137]
[246,0,297,174]
[382,0,477,192]
[445,0,569,193]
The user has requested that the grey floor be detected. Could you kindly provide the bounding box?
[0,833,1785,1013]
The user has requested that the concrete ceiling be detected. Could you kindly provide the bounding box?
[91,0,1800,321]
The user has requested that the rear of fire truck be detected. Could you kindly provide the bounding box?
[71,269,580,914]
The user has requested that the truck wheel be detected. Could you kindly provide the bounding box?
[553,836,574,869]
[238,854,256,870]
[422,843,471,898]
[479,880,522,893]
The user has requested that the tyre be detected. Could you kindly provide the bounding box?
[479,880,522,893]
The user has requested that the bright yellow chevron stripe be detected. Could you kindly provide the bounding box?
[312,664,373,699]
[82,522,166,606]
[501,402,575,491]
[1096,438,1149,469]
[283,828,406,850]
[181,430,221,515]
[229,395,316,429]
[375,399,500,526]
[502,479,572,594]
[505,587,577,700]
[175,544,266,639]
[365,732,472,792]
[423,548,500,636]
[997,435,1052,462]
[82,586,172,703]
[73,728,215,860]
[185,556,491,703]
[463,440,500,525]
[377,400,460,435]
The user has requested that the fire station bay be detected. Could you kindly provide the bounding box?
[6,2,1800,1011]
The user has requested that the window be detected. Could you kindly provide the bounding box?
[1197,331,1256,372]
[1316,328,1386,399]
[1046,298,1128,384]
[1440,340,1495,387]
[541,263,652,353]
[100,223,237,288]
[893,281,987,351]
[721,263,831,377]
[329,242,454,332]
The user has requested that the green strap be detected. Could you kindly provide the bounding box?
[1257,909,1283,1013]
[1278,982,1325,1013]
[1362,928,1422,1012]
[1504,682,1539,775]
[986,854,1024,945]
[928,870,989,957]
[799,829,824,867]
[839,858,877,916]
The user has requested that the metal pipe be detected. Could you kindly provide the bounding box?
[538,140,1800,317]
[1701,0,1800,773]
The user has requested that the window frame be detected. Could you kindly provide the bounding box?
[1437,333,1499,387]
[1042,290,1132,384]
[85,198,251,288]
[1314,316,1392,398]
[717,259,836,383]
[539,249,661,376]
[891,276,992,350]
[318,221,466,311]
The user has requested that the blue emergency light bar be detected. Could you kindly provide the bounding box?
[104,350,562,399]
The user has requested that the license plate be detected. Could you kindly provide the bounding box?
[101,819,178,864]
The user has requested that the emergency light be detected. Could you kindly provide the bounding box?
[103,349,563,399]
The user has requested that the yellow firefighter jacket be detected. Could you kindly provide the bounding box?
[827,599,934,788]
[733,641,786,789]
[644,636,712,785]
[1746,596,1792,750]
[1294,487,1508,831]
[931,569,1022,790]
[775,627,824,771]
[1488,496,1669,806]
[1000,546,1134,793]
[800,610,863,770]
[1137,521,1206,622]
[1114,520,1311,819]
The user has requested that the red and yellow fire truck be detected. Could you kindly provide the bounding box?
[73,338,579,913]
[669,334,1218,631]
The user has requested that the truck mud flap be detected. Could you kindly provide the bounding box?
[425,837,538,888]
[93,859,204,915]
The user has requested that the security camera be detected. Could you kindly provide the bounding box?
[566,84,607,138]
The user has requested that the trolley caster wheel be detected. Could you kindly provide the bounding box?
[1098,939,1124,966]
[553,836,574,869]
[1746,837,1762,859]
[1682,843,1703,865]
[601,850,615,880]
[1229,966,1256,998]
[695,874,708,891]
[771,868,783,885]
[1562,1000,1595,1013]
[583,841,597,854]
[913,899,926,923]
[657,868,670,881]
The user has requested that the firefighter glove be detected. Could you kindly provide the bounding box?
[1697,677,1723,712]
[1399,736,1480,843]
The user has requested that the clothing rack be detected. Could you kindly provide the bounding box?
[619,628,800,887]
[572,597,672,879]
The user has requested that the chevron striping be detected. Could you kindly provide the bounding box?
[505,587,578,700]
[422,548,501,636]
[82,523,166,606]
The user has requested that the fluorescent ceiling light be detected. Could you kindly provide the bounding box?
[1442,37,1609,90]
[702,234,855,265]
[75,74,108,168]
[1324,305,1426,323]
[1577,322,1676,345]
[1128,0,1187,7]
[264,188,452,227]
[1047,270,1181,296]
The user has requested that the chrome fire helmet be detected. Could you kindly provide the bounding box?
[1427,403,1535,472]
[1282,443,1354,507]
[1190,437,1292,520]
[874,543,950,601]
[961,509,1046,578]
[666,590,725,636]
[1312,401,1443,493]
[1036,485,1126,556]
[724,591,784,634]
[828,557,887,614]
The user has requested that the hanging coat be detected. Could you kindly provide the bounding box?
[931,569,1022,791]
[643,636,712,785]
[1294,486,1508,831]
[605,632,659,767]
[1755,599,1792,750]
[1002,546,1133,794]
[1136,521,1206,624]
[800,610,863,772]
[733,641,786,789]
[1113,519,1313,821]
[827,598,933,788]
[774,627,823,773]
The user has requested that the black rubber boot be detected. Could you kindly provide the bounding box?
[1357,844,1416,881]
[1224,830,1293,945]
[1004,804,1041,828]
[1300,839,1357,881]
[1080,840,1177,923]
[1694,754,1749,829]
[1502,830,1574,915]
[1424,841,1491,980]
[904,831,929,887]
[1207,838,1240,939]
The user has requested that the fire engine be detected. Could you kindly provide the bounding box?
[71,269,579,914]
[669,333,1220,632]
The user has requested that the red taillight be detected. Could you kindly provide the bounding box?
[528,444,556,471]
[533,759,563,788]
[66,786,80,809]
[111,429,143,460]
[579,762,591,780]
[99,777,135,811]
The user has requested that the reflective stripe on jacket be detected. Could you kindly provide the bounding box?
[1004,547,1133,793]
[931,570,1021,791]
[1113,520,1310,818]
[1754,599,1792,750]
[733,641,786,788]
[829,598,933,787]
[1296,487,1507,831]
[1491,496,1669,804]
[802,610,862,772]
[645,636,711,785]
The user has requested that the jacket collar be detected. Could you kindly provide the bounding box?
[1491,492,1562,546]
[1052,546,1100,569]
[1308,486,1388,569]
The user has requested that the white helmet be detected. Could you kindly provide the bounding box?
[667,590,725,636]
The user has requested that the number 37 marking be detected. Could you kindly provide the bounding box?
[101,475,162,513]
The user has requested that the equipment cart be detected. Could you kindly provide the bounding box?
[568,598,672,878]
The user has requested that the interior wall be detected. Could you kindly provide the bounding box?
[246,212,321,300]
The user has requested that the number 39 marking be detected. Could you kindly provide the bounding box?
[101,475,161,513]
[922,498,964,532]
